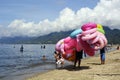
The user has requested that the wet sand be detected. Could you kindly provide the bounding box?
[26,50,120,80]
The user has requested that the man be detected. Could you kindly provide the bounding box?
[100,47,106,64]
[74,50,83,68]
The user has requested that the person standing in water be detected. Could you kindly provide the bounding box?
[20,45,24,52]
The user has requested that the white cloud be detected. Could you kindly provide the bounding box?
[0,0,120,37]
[93,0,120,29]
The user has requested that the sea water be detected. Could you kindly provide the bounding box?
[0,44,59,80]
[0,44,115,80]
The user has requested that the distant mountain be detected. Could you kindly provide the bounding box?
[0,36,34,44]
[104,27,120,44]
[0,30,73,44]
[0,26,120,44]
[31,30,74,44]
[30,26,120,44]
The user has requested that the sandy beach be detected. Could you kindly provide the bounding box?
[26,49,120,80]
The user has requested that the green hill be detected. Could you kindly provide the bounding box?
[26,26,120,44]
[0,26,120,44]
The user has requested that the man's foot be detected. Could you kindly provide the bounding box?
[78,65,80,68]
[73,65,76,69]
[101,61,105,64]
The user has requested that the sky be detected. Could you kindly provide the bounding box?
[0,0,120,37]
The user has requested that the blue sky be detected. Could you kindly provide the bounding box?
[0,0,120,37]
[0,0,99,25]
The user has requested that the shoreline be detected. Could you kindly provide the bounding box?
[26,49,120,80]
